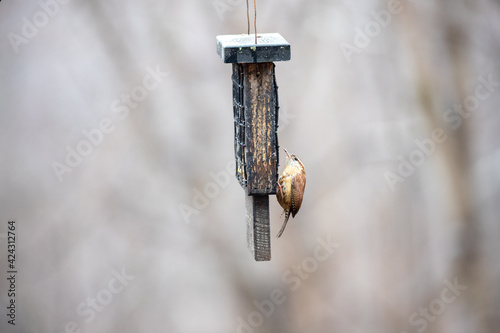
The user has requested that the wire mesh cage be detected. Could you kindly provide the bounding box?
[232,62,280,195]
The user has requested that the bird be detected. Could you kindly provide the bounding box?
[276,148,306,238]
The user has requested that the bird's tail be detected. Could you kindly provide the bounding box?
[276,210,290,238]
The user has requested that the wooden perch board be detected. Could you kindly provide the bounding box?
[246,195,271,261]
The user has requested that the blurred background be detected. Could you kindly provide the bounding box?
[1,0,500,332]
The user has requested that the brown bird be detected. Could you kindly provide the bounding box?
[276,148,306,238]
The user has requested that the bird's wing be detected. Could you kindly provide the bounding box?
[291,174,305,217]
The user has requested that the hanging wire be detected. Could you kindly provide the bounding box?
[254,0,257,44]
[246,0,250,35]
[246,0,257,44]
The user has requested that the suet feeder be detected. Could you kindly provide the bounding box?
[216,33,291,261]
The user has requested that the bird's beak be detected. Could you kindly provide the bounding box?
[283,148,291,159]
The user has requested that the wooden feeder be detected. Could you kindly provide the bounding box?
[216,33,291,261]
